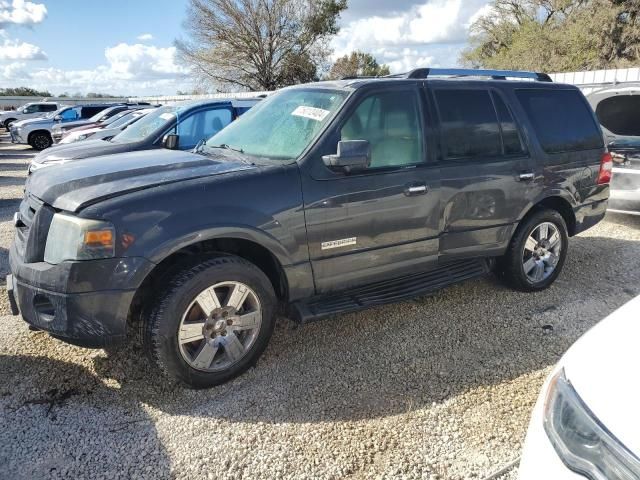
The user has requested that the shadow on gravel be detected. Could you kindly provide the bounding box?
[0,198,21,222]
[86,235,640,425]
[0,176,26,187]
[0,355,171,479]
[0,163,30,172]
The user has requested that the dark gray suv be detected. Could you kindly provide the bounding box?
[7,69,610,388]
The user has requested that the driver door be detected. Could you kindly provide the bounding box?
[301,86,441,293]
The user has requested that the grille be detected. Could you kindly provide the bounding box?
[14,194,54,263]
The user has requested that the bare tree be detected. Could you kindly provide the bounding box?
[176,0,347,91]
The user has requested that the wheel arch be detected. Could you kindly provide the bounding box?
[127,233,291,337]
[519,193,577,237]
[27,129,52,143]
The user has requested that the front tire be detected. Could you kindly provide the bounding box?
[497,209,568,292]
[3,118,16,129]
[29,132,53,150]
[143,255,276,388]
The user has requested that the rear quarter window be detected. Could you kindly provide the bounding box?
[516,89,603,153]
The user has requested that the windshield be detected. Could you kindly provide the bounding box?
[100,110,133,127]
[206,88,348,160]
[111,106,176,143]
[88,106,120,123]
[107,111,138,129]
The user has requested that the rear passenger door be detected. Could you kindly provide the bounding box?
[430,85,537,259]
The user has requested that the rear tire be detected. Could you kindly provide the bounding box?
[497,209,568,292]
[29,132,52,150]
[143,255,276,389]
[3,118,16,129]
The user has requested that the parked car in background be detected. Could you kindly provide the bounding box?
[30,98,259,172]
[59,108,155,144]
[51,103,152,143]
[9,103,116,150]
[0,102,60,128]
[519,295,640,480]
[9,69,610,388]
[585,85,640,213]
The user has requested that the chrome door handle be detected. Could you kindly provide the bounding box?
[405,184,427,196]
[519,172,535,182]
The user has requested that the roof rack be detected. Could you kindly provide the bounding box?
[394,68,552,82]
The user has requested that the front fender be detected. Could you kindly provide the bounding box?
[145,223,295,266]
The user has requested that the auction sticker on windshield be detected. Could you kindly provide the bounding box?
[291,106,330,122]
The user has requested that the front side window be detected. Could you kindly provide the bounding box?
[596,95,640,137]
[22,104,37,114]
[207,89,348,160]
[340,90,424,168]
[59,108,79,121]
[435,89,501,160]
[177,108,233,149]
[516,89,603,153]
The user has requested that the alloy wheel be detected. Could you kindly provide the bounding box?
[178,281,262,372]
[522,221,562,283]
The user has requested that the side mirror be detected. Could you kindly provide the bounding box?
[54,115,62,121]
[163,134,179,150]
[322,140,371,173]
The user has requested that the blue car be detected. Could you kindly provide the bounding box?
[30,98,261,172]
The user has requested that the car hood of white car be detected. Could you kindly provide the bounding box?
[562,295,640,455]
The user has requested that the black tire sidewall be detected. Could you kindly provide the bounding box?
[4,119,16,129]
[514,210,568,291]
[30,133,52,150]
[148,256,276,388]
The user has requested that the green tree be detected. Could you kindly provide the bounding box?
[0,87,52,96]
[327,51,391,79]
[176,0,348,91]
[461,0,640,72]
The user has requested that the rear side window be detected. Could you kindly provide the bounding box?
[81,106,107,118]
[40,104,58,112]
[434,89,501,159]
[595,95,640,137]
[492,93,525,155]
[516,89,602,153]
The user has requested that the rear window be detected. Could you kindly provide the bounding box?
[595,95,640,137]
[40,104,58,112]
[434,89,501,159]
[516,89,603,153]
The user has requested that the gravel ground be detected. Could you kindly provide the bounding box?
[0,131,639,480]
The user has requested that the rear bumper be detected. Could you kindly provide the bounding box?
[573,198,608,235]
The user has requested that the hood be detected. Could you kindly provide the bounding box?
[14,117,51,127]
[562,295,640,455]
[26,148,255,212]
[33,139,131,164]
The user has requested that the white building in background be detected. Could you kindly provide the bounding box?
[551,67,640,94]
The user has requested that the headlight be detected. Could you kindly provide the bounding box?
[44,213,115,264]
[544,369,640,480]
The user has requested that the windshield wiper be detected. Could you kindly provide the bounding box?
[208,143,244,154]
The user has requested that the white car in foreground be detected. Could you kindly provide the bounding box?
[519,295,640,480]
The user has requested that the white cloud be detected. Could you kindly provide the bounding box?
[137,33,153,41]
[332,0,490,73]
[0,37,46,60]
[0,41,191,95]
[0,0,46,27]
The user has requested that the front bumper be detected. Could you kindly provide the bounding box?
[8,244,154,348]
[9,127,25,144]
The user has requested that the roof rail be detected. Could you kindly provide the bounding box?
[395,68,552,82]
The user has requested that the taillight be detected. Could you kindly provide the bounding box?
[597,152,613,185]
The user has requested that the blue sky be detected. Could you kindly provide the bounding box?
[0,0,490,96]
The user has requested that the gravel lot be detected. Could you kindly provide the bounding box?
[0,131,638,480]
